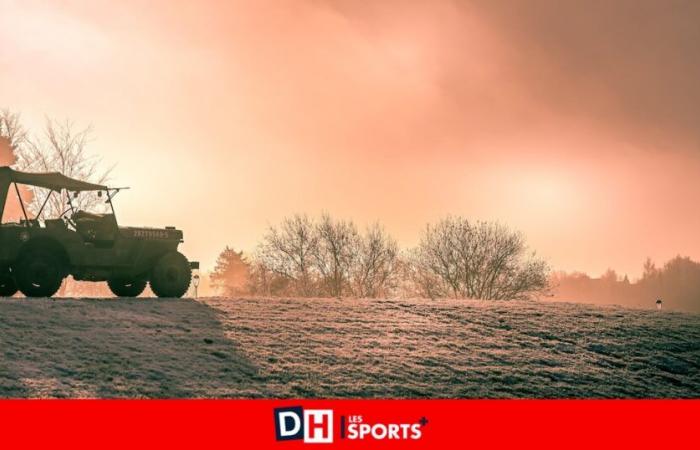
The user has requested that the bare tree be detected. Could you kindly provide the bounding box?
[313,214,359,297]
[252,214,549,301]
[402,253,447,299]
[247,259,290,296]
[349,223,399,298]
[411,217,548,300]
[252,214,402,298]
[14,118,111,219]
[258,214,319,296]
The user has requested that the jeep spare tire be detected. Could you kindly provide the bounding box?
[14,250,64,298]
[108,277,148,298]
[149,251,191,298]
[0,267,18,297]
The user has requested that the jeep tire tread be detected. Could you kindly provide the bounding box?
[149,251,191,298]
[107,277,148,298]
[13,250,64,298]
[0,266,18,297]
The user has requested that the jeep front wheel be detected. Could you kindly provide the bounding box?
[14,251,64,298]
[108,277,148,298]
[0,267,18,297]
[149,252,192,298]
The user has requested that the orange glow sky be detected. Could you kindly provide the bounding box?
[2,0,699,277]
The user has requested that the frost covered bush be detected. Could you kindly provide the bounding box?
[409,217,548,300]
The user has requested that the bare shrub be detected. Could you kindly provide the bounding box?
[252,214,401,298]
[349,223,399,298]
[314,214,359,297]
[400,250,447,299]
[247,260,290,296]
[252,215,546,300]
[411,216,548,300]
[257,214,319,296]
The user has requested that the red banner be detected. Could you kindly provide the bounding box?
[1,400,696,449]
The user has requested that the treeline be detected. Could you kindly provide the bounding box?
[550,256,700,312]
[211,214,549,300]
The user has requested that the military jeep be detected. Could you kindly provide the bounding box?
[0,167,198,298]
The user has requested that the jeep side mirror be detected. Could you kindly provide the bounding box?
[73,191,79,198]
[98,191,103,198]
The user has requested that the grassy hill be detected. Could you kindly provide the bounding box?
[0,297,697,398]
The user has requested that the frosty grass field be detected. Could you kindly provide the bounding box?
[0,297,698,398]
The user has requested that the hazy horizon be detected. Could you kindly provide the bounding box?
[2,0,699,277]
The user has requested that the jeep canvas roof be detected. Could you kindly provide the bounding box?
[0,166,108,218]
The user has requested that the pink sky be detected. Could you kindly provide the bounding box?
[2,0,699,277]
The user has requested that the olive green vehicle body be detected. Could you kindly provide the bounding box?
[0,166,196,297]
[0,221,183,282]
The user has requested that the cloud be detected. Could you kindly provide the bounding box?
[3,0,699,275]
[468,0,700,152]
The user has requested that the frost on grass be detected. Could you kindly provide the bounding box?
[0,297,698,398]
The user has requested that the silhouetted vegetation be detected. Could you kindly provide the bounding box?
[214,214,546,300]
[210,247,250,296]
[409,217,549,300]
[249,214,399,298]
[0,110,111,219]
[551,256,700,312]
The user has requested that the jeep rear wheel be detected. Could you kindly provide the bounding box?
[108,277,148,298]
[0,267,18,297]
[149,251,192,298]
[14,251,64,298]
